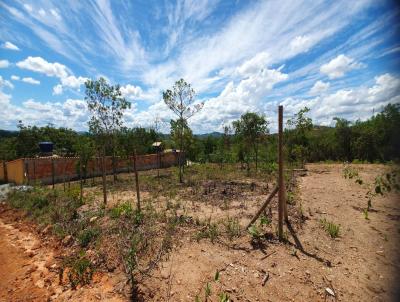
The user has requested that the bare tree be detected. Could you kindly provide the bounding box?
[163,79,203,183]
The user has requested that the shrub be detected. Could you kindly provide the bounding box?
[78,227,99,248]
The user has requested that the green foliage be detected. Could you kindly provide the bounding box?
[218,292,230,302]
[320,218,340,238]
[233,112,269,171]
[259,215,271,226]
[285,107,313,165]
[224,217,241,240]
[78,227,99,248]
[204,282,211,299]
[63,254,94,289]
[163,78,203,183]
[7,187,82,227]
[195,223,219,243]
[248,225,261,239]
[214,270,220,281]
[110,202,142,224]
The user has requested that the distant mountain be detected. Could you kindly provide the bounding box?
[196,132,224,138]
[0,129,18,138]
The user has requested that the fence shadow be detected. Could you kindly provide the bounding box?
[286,221,332,267]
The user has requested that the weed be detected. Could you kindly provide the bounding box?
[224,217,241,240]
[204,282,211,299]
[248,225,261,239]
[259,215,271,227]
[363,208,369,220]
[78,227,99,248]
[110,201,133,218]
[62,254,94,289]
[218,292,230,302]
[320,218,340,238]
[286,191,295,205]
[214,270,220,281]
[195,223,219,243]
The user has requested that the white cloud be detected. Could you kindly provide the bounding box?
[191,63,289,132]
[0,76,14,89]
[320,54,364,79]
[281,73,400,127]
[16,56,69,78]
[236,52,271,77]
[2,41,20,51]
[11,75,20,81]
[310,80,330,95]
[53,84,63,95]
[0,60,10,68]
[120,84,143,99]
[60,75,88,89]
[289,35,313,54]
[22,77,40,85]
[16,56,87,94]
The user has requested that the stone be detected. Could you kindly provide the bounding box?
[62,235,73,246]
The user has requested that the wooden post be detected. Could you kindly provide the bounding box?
[245,185,279,230]
[278,105,284,240]
[133,150,141,212]
[33,159,36,184]
[4,161,8,183]
[63,160,66,192]
[79,156,83,203]
[102,154,107,205]
[51,158,55,189]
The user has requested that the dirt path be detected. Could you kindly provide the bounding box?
[298,164,400,301]
[0,205,127,302]
[138,164,400,301]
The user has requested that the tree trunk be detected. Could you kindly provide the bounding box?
[102,154,107,205]
[133,150,141,212]
[80,156,83,203]
[179,121,184,183]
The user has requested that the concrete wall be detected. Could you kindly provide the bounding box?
[0,151,182,185]
[5,159,25,184]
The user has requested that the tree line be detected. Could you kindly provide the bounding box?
[0,77,398,172]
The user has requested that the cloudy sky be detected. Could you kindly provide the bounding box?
[0,0,399,133]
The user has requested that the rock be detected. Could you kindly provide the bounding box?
[325,287,335,297]
[62,235,73,246]
[42,225,52,235]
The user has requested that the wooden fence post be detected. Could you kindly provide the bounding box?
[133,150,141,212]
[80,156,83,203]
[278,105,284,240]
[51,158,55,189]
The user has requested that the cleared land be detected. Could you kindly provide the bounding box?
[0,163,399,301]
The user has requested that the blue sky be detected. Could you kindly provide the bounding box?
[0,0,399,133]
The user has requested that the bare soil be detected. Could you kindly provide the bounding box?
[0,163,399,301]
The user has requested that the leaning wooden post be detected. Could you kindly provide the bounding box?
[278,105,284,240]
[133,150,141,212]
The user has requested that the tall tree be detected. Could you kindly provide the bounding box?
[233,112,269,171]
[163,79,203,183]
[85,77,130,205]
[333,117,352,161]
[286,107,313,165]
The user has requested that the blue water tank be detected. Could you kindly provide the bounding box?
[38,142,54,153]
